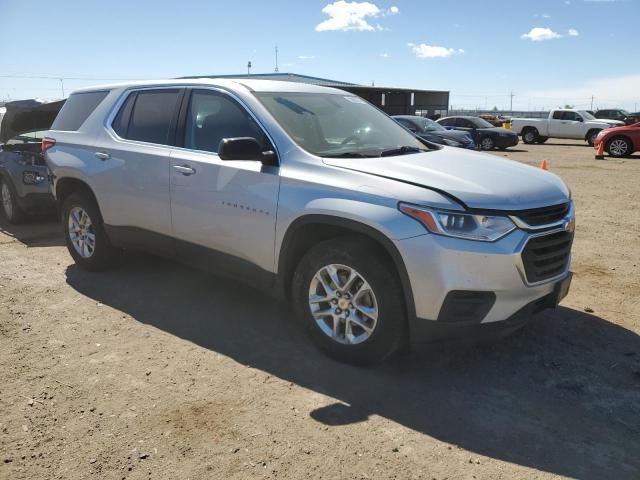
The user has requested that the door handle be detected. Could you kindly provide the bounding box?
[173,165,196,176]
[95,151,110,160]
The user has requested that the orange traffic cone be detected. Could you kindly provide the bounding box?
[540,159,548,170]
[595,140,605,160]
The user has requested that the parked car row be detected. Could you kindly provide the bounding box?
[393,115,475,149]
[436,116,519,150]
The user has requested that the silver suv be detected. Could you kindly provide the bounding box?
[45,79,574,364]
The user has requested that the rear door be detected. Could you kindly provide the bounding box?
[169,88,280,287]
[548,111,566,137]
[96,88,183,246]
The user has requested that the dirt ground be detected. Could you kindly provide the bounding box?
[1,139,639,480]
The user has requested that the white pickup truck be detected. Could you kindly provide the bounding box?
[511,109,624,146]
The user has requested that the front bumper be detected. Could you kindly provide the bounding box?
[396,225,572,343]
[495,135,519,148]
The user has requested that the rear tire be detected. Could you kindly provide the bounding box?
[61,191,120,271]
[522,128,539,144]
[1,177,26,224]
[292,237,407,365]
[606,136,632,157]
[586,130,600,147]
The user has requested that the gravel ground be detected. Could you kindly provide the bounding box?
[1,139,639,480]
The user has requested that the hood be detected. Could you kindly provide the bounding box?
[323,148,570,211]
[0,99,65,144]
[590,119,624,127]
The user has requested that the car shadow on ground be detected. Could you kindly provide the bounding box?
[0,214,62,247]
[65,253,640,480]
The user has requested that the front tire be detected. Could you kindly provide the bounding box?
[606,136,632,157]
[292,237,406,365]
[479,136,495,150]
[62,191,120,271]
[1,177,26,224]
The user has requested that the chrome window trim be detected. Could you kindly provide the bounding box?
[103,84,280,163]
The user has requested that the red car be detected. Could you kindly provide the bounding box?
[595,122,640,157]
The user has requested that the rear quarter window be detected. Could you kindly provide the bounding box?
[51,90,109,131]
[113,89,182,146]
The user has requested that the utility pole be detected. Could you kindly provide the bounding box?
[247,61,252,76]
[509,91,514,115]
[274,46,279,73]
[590,95,594,111]
[59,78,65,98]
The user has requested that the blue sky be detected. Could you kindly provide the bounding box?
[1,0,638,110]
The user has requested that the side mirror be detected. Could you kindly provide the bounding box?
[218,137,277,165]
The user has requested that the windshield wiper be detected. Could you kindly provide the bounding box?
[320,152,378,158]
[379,146,426,157]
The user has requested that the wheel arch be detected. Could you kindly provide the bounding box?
[55,177,100,216]
[277,214,417,332]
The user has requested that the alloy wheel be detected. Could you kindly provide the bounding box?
[609,139,628,156]
[308,264,378,345]
[524,131,535,143]
[68,206,96,258]
[481,137,494,150]
[1,183,13,219]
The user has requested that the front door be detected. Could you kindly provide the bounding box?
[169,89,280,288]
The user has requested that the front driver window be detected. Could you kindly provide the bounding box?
[185,90,268,153]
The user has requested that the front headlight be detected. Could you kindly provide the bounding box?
[399,203,516,241]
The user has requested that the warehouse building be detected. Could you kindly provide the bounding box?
[181,73,449,118]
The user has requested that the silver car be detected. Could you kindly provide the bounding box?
[45,79,574,364]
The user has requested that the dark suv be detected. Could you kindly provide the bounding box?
[594,109,639,126]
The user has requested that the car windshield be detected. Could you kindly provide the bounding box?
[471,117,495,128]
[419,118,446,132]
[254,92,427,158]
[620,109,629,115]
[579,111,596,120]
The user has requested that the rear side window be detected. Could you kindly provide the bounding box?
[438,118,454,127]
[117,89,182,145]
[552,111,564,120]
[51,90,109,131]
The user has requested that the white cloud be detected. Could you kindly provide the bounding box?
[521,27,563,41]
[408,43,464,58]
[379,52,390,57]
[315,1,397,32]
[534,13,551,18]
[297,55,316,59]
[568,28,579,36]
